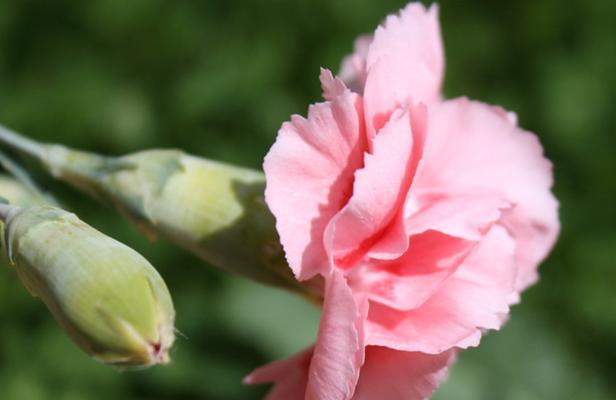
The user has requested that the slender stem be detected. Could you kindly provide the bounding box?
[0,124,47,161]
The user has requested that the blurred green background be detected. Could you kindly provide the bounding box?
[0,0,614,399]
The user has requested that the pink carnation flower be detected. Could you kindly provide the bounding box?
[247,2,559,399]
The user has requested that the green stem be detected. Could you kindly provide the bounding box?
[0,124,47,161]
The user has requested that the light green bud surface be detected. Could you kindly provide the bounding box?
[0,174,50,207]
[2,205,176,366]
[0,175,52,261]
[42,146,314,295]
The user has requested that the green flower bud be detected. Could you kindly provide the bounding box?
[0,204,175,366]
[45,147,310,294]
[0,126,319,298]
[0,174,49,207]
[0,174,50,263]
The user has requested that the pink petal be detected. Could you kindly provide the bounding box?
[365,224,517,353]
[367,4,443,83]
[352,347,456,400]
[367,103,428,260]
[405,191,512,240]
[243,348,312,400]
[264,90,367,280]
[347,231,476,311]
[501,204,559,291]
[321,68,348,101]
[339,35,372,95]
[306,271,367,400]
[325,105,426,269]
[363,3,444,138]
[412,97,559,290]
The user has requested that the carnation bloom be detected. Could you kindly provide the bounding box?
[247,2,559,399]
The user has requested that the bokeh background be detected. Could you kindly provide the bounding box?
[0,0,614,399]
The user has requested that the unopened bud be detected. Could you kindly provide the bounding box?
[0,204,175,366]
[45,147,310,293]
[0,126,318,298]
[0,175,50,262]
[0,174,49,207]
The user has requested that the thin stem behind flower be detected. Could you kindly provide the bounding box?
[0,124,47,161]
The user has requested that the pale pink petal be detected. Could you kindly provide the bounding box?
[325,105,425,269]
[306,271,367,400]
[405,191,512,240]
[243,272,367,400]
[367,4,443,84]
[352,347,456,400]
[412,97,559,290]
[264,91,367,280]
[320,68,348,101]
[339,35,372,94]
[365,224,517,353]
[364,60,436,141]
[347,231,476,311]
[243,348,311,400]
[367,103,428,260]
[501,204,559,290]
[363,3,444,138]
